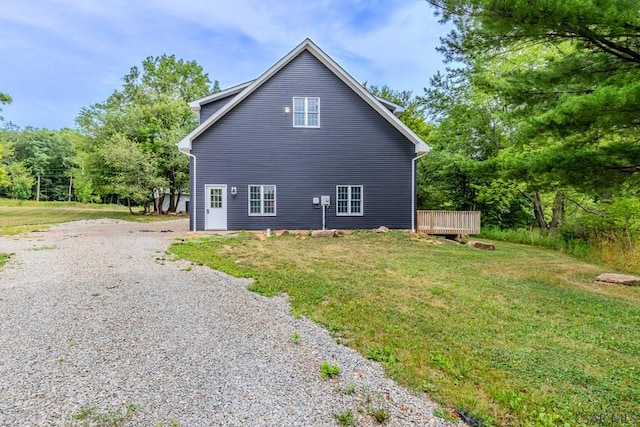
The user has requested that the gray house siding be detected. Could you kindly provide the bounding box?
[199,94,237,122]
[191,50,414,231]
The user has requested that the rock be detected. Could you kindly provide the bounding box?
[275,230,289,237]
[375,226,390,233]
[311,229,338,238]
[596,273,640,286]
[466,240,495,251]
[256,232,267,241]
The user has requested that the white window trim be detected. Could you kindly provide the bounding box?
[336,185,364,216]
[248,185,277,216]
[292,97,320,128]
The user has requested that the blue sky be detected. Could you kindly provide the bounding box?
[1,0,449,130]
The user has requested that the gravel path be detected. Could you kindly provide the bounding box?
[0,219,457,426]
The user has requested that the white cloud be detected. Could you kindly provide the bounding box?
[0,0,448,128]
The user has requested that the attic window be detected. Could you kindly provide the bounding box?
[293,97,320,128]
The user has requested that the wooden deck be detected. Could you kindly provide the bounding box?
[417,210,481,235]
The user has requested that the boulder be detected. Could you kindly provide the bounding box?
[375,226,390,233]
[311,229,339,238]
[596,273,640,286]
[466,240,495,251]
[275,230,290,237]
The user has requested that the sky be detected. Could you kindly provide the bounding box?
[0,0,450,130]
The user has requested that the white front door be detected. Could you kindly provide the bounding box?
[205,185,227,230]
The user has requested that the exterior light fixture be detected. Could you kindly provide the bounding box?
[231,186,237,196]
[284,106,291,113]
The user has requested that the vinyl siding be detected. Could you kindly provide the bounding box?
[199,94,237,122]
[191,50,414,230]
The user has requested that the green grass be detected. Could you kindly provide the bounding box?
[0,199,179,237]
[70,402,138,426]
[169,231,640,426]
[0,252,11,267]
[480,226,640,274]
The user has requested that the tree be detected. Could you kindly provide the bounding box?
[76,55,216,212]
[6,128,78,201]
[425,0,640,190]
[0,92,11,123]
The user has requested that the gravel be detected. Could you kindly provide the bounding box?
[0,219,459,426]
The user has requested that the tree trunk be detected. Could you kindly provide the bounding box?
[524,192,549,230]
[548,191,565,234]
[127,197,133,214]
[175,191,182,213]
[168,188,177,213]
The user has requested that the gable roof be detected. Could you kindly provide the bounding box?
[189,79,407,117]
[178,38,430,155]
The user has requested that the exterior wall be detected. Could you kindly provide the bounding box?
[191,50,415,230]
[199,94,237,122]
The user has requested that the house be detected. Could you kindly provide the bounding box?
[177,38,429,231]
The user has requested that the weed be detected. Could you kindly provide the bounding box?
[320,361,340,378]
[433,407,456,422]
[291,332,300,344]
[369,407,389,423]
[365,345,397,364]
[156,419,180,427]
[343,382,356,395]
[0,253,11,268]
[333,409,357,426]
[70,402,137,426]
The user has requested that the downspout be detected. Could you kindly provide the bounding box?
[411,152,428,233]
[180,151,197,232]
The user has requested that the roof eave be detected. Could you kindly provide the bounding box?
[180,38,431,153]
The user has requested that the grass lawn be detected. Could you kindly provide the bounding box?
[0,199,180,237]
[169,231,640,426]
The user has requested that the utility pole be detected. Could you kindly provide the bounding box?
[36,175,41,202]
[68,176,73,202]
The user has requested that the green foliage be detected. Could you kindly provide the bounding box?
[368,407,389,423]
[0,92,11,122]
[320,361,341,378]
[76,54,214,212]
[365,344,397,364]
[0,128,81,201]
[426,0,640,190]
[70,402,138,427]
[0,252,11,268]
[333,409,357,426]
[5,162,33,200]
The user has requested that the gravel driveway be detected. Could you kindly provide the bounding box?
[0,219,456,426]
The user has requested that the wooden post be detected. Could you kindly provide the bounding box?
[36,175,40,202]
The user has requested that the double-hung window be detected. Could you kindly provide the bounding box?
[293,97,320,128]
[248,185,276,216]
[336,185,363,216]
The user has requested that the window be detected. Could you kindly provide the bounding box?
[248,185,276,216]
[210,188,222,208]
[293,97,320,128]
[336,185,363,216]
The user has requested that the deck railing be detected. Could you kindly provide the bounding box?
[417,210,481,235]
